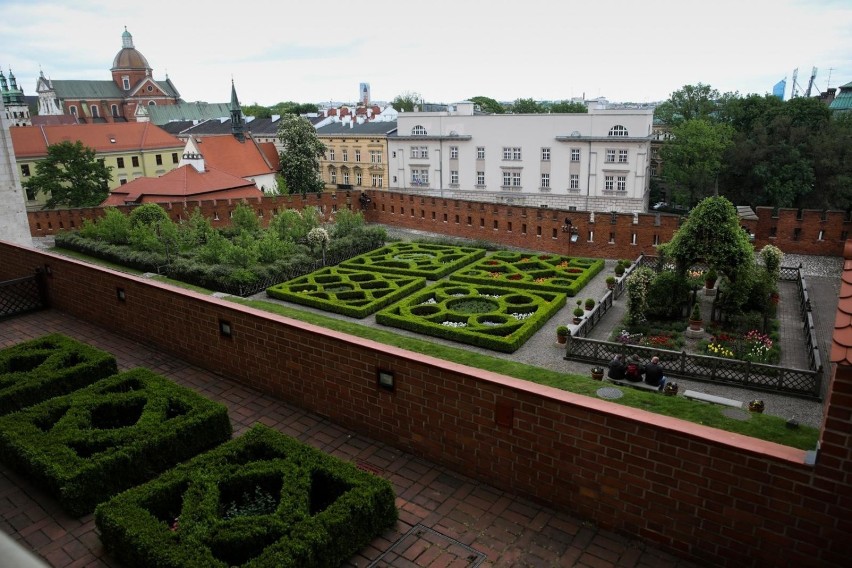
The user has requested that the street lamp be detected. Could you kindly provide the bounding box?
[562,218,579,243]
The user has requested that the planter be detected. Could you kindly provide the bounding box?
[557,334,567,345]
[663,382,679,396]
[689,319,703,331]
[590,368,604,381]
[572,317,582,325]
[705,279,716,289]
[748,399,765,413]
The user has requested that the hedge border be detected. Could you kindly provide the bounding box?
[339,242,486,279]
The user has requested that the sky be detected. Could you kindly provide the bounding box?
[1,0,850,108]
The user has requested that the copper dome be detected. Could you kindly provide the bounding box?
[111,28,151,71]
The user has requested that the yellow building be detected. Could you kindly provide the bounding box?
[10,122,185,209]
[315,121,396,191]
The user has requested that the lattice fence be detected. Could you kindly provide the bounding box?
[0,273,48,321]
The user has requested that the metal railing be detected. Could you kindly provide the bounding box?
[0,272,48,321]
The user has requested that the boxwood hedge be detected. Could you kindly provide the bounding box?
[95,424,397,568]
[0,368,232,516]
[339,242,485,279]
[0,333,118,416]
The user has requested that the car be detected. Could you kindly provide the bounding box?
[652,201,668,210]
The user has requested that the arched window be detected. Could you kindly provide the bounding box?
[111,104,119,117]
[608,125,628,137]
[411,125,427,136]
[69,106,78,116]
[90,105,99,117]
[148,101,156,106]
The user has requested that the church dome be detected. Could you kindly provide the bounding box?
[111,27,151,71]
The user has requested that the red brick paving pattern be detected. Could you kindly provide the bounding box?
[0,310,704,567]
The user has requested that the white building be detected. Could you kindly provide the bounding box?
[388,102,654,212]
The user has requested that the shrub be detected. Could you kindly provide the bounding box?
[128,203,169,229]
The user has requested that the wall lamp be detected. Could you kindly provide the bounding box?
[561,218,579,243]
[116,287,126,302]
[377,369,395,392]
[219,319,233,338]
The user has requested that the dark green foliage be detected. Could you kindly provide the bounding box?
[277,116,326,195]
[95,424,397,568]
[376,281,566,353]
[267,267,426,318]
[22,140,112,208]
[128,204,170,228]
[340,242,486,279]
[644,271,691,319]
[0,334,118,416]
[0,368,232,516]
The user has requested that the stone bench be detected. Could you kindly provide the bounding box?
[682,389,743,408]
[605,377,660,392]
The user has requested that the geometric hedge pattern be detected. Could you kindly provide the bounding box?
[338,242,486,279]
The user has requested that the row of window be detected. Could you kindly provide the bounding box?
[408,124,631,137]
[404,145,626,163]
[67,100,157,118]
[113,153,180,168]
[326,170,384,187]
[326,149,383,163]
[415,169,626,191]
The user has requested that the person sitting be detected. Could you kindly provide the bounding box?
[644,356,667,391]
[607,354,626,381]
[623,354,644,382]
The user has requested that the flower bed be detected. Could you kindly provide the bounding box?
[339,242,485,279]
[700,329,780,364]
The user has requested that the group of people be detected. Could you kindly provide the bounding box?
[607,353,667,391]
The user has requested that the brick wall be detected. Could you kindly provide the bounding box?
[29,192,852,259]
[1,241,849,567]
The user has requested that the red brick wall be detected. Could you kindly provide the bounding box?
[29,192,852,259]
[1,241,849,567]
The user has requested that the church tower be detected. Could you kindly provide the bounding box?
[229,80,245,143]
[0,68,31,127]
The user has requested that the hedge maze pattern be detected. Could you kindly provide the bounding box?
[338,242,486,279]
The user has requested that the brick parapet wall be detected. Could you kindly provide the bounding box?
[1,241,849,566]
[28,193,852,259]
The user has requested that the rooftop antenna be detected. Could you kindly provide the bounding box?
[826,67,835,89]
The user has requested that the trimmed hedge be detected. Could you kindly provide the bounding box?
[375,281,566,353]
[95,424,398,568]
[0,368,232,516]
[266,267,426,318]
[339,242,486,279]
[0,333,118,416]
[450,252,605,297]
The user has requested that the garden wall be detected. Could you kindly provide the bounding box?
[28,191,852,259]
[1,240,849,567]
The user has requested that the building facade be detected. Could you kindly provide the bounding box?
[389,102,654,212]
[0,69,31,127]
[36,28,181,124]
[315,122,397,191]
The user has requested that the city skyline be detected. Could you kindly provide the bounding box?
[1,0,850,108]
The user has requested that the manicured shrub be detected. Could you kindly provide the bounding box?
[340,242,486,279]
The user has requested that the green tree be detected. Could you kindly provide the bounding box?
[655,83,720,126]
[468,96,506,114]
[241,103,272,119]
[548,100,588,113]
[391,91,422,112]
[511,98,545,113]
[269,101,319,116]
[660,119,733,206]
[23,141,112,208]
[277,115,326,195]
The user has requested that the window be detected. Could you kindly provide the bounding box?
[450,170,459,185]
[131,156,139,167]
[650,163,658,176]
[20,164,30,177]
[476,171,485,186]
[370,150,382,163]
[617,176,627,191]
[606,149,616,163]
[172,153,179,164]
[148,101,156,106]
[155,154,163,165]
[372,175,383,187]
[503,171,512,186]
[90,105,99,118]
[477,147,485,159]
[330,169,337,184]
[111,104,119,117]
[343,171,350,184]
[122,77,130,90]
[116,157,125,168]
[608,125,629,136]
[119,177,128,185]
[355,149,361,162]
[570,174,579,189]
[25,185,36,200]
[571,148,580,162]
[619,149,628,163]
[512,172,521,187]
[410,146,428,158]
[411,168,429,186]
[342,149,348,162]
[502,147,521,160]
[329,149,335,161]
[70,106,78,116]
[412,125,427,135]
[541,173,550,188]
[605,175,614,190]
[356,172,363,185]
[450,146,458,159]
[541,147,550,161]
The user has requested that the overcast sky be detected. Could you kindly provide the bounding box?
[1,0,850,108]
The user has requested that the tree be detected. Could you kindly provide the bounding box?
[276,115,326,195]
[655,83,720,126]
[660,119,733,206]
[468,96,505,114]
[511,98,545,113]
[548,100,588,113]
[241,103,272,119]
[23,141,112,208]
[391,91,422,112]
[268,101,319,116]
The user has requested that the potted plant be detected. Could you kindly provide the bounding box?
[614,263,625,277]
[590,366,604,381]
[689,303,702,331]
[584,298,595,311]
[606,275,616,290]
[572,301,585,324]
[663,382,679,396]
[556,325,570,344]
[748,399,765,413]
[705,268,717,289]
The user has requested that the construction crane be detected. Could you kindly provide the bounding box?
[791,68,799,98]
[805,67,818,97]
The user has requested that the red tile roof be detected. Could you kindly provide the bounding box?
[10,122,183,158]
[189,135,277,177]
[101,164,262,206]
[831,240,852,365]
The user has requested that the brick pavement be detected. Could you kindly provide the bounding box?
[0,309,703,568]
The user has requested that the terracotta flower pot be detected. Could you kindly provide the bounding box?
[689,319,702,331]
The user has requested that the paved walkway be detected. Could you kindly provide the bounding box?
[0,309,702,568]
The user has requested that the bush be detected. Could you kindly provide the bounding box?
[645,271,690,319]
[128,203,169,228]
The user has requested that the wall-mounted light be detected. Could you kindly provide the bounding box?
[377,369,394,391]
[561,218,579,243]
[219,319,233,338]
[116,287,126,302]
[43,264,52,277]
